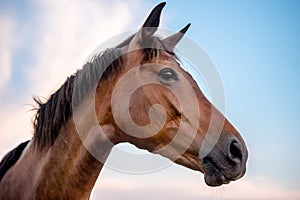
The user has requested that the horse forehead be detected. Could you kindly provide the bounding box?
[142,53,180,67]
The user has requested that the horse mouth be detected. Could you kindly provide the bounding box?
[202,157,233,187]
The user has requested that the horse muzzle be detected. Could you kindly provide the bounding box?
[201,134,248,186]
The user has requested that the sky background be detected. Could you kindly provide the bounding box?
[0,0,300,199]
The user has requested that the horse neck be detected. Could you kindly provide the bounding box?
[34,91,117,199]
[17,95,116,199]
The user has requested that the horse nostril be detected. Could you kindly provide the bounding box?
[228,140,243,164]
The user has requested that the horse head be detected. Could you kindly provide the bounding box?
[100,2,248,186]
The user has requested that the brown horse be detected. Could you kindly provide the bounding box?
[0,2,248,199]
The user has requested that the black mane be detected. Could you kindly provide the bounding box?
[0,140,30,182]
[33,48,122,150]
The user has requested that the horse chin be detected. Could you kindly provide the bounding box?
[202,158,232,187]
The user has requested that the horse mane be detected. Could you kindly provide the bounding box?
[32,35,169,151]
[0,140,30,182]
[33,48,123,150]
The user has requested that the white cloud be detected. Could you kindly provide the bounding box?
[26,0,143,98]
[0,13,17,92]
[0,9,32,157]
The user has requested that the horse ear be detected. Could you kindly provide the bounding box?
[163,23,191,52]
[127,2,166,51]
[140,2,166,38]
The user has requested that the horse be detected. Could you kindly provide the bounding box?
[0,2,248,199]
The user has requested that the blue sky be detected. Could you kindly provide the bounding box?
[0,0,299,199]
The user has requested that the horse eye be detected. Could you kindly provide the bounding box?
[158,68,178,82]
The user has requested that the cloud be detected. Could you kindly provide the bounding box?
[26,0,143,98]
[0,7,32,156]
[0,12,17,92]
